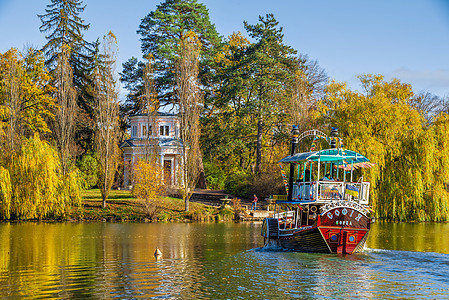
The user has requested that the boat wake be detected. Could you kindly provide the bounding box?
[254,240,286,252]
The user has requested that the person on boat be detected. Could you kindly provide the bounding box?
[251,194,258,210]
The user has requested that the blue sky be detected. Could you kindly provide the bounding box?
[1,0,448,98]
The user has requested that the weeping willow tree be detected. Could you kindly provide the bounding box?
[319,74,449,221]
[176,31,203,212]
[0,135,80,220]
[0,48,77,220]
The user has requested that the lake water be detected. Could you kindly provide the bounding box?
[0,221,448,299]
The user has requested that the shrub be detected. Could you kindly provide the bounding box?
[131,158,164,220]
[231,198,246,218]
[217,206,234,221]
[224,171,252,198]
[203,161,226,190]
[249,164,286,199]
[77,151,99,189]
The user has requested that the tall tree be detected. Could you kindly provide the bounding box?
[176,32,203,212]
[38,0,95,152]
[202,32,256,172]
[121,0,220,110]
[142,55,160,161]
[0,48,55,158]
[38,0,90,68]
[244,14,298,174]
[318,75,449,221]
[0,49,80,220]
[203,26,327,192]
[93,33,120,208]
[53,45,77,176]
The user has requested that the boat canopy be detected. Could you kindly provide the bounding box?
[279,148,371,168]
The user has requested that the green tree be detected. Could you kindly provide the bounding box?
[38,0,96,152]
[38,0,90,69]
[242,14,298,174]
[203,27,326,195]
[121,0,220,109]
[202,32,255,172]
[120,57,144,116]
[76,151,99,189]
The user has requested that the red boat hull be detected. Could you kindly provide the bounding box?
[265,206,371,254]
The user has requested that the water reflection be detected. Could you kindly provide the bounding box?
[0,222,448,298]
[367,221,449,253]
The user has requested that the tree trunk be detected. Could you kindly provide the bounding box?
[185,198,189,211]
[185,195,189,212]
[255,117,263,175]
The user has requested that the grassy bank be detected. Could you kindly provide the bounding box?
[71,189,234,222]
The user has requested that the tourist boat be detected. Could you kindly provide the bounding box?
[261,127,374,254]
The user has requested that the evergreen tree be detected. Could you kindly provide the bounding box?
[203,26,327,187]
[38,0,90,69]
[120,57,144,116]
[202,32,256,175]
[38,0,95,152]
[121,0,220,110]
[243,14,298,174]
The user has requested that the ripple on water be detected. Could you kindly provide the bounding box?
[2,223,449,299]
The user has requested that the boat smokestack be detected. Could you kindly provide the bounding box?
[287,126,300,202]
[330,127,338,149]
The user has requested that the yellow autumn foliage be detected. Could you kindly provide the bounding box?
[0,135,81,220]
[317,75,449,221]
[0,48,55,135]
[214,32,250,69]
[131,158,164,202]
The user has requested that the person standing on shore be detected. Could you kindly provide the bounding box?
[251,194,258,211]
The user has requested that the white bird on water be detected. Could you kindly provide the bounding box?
[154,248,162,259]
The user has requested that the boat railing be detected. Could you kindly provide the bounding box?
[274,211,296,230]
[292,181,370,205]
[273,211,295,219]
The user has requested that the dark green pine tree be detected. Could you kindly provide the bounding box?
[38,0,89,69]
[120,57,144,116]
[121,0,220,110]
[244,14,299,174]
[38,0,96,152]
